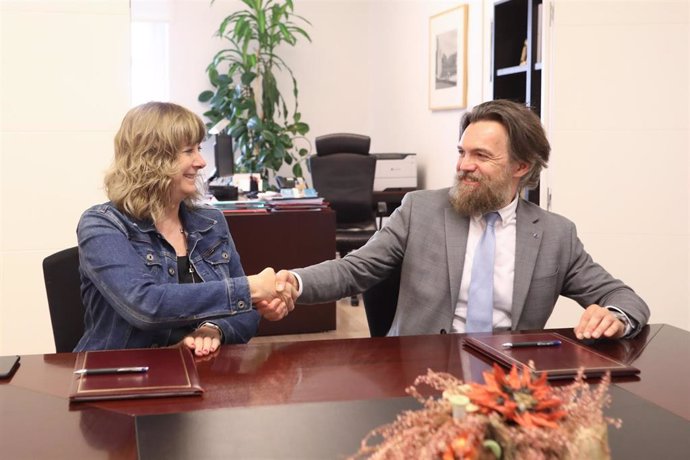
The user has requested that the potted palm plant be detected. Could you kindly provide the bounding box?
[198,0,311,187]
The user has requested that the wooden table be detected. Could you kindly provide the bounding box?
[224,208,336,335]
[1,324,688,458]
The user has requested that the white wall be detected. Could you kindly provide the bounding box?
[150,0,486,190]
[542,0,690,331]
[0,1,130,354]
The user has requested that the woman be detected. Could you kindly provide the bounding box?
[75,102,291,355]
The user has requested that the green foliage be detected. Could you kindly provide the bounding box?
[198,0,311,179]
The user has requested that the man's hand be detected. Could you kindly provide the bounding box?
[248,268,298,321]
[182,324,222,356]
[574,305,625,340]
[275,269,299,305]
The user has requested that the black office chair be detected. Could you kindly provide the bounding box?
[42,246,85,352]
[361,265,401,337]
[310,133,377,305]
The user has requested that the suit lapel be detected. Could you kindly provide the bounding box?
[445,207,469,311]
[511,200,544,328]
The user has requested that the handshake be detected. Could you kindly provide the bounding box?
[247,268,300,321]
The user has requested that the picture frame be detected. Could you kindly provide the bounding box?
[429,5,468,111]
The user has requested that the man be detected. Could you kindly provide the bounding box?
[277,100,649,339]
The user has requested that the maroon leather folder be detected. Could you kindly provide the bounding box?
[463,332,640,380]
[69,347,203,402]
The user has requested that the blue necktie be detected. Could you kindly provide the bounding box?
[466,212,500,333]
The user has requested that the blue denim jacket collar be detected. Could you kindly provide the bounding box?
[114,203,222,264]
[182,204,218,256]
[129,203,216,234]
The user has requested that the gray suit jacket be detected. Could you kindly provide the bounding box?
[296,188,650,336]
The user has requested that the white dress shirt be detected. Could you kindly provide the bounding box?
[452,197,518,333]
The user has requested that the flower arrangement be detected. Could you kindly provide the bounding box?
[351,364,620,460]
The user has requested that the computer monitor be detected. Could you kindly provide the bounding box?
[214,135,234,177]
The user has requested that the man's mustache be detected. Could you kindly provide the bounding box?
[457,171,484,183]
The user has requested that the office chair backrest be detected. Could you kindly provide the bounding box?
[362,265,401,337]
[314,133,370,156]
[42,246,85,352]
[311,133,376,224]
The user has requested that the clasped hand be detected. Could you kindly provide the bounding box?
[248,268,299,321]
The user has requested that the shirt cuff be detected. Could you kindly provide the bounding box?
[291,271,304,296]
[605,306,636,337]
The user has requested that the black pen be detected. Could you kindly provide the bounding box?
[74,366,149,376]
[502,340,562,349]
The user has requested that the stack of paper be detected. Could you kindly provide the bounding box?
[211,200,269,214]
[265,196,327,211]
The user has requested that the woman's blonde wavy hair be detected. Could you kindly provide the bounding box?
[105,102,207,222]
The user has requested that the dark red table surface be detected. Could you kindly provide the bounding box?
[2,324,688,458]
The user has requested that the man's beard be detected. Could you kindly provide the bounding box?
[449,168,514,216]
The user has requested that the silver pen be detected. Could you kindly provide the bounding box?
[502,340,562,349]
[74,366,149,376]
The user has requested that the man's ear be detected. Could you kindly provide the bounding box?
[512,161,530,179]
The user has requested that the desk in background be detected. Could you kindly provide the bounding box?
[224,208,336,336]
[2,325,689,458]
[373,188,416,227]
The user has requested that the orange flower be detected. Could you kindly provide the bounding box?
[465,364,566,429]
[442,433,477,460]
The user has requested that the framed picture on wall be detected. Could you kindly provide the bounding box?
[428,5,468,111]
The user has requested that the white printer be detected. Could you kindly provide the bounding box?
[372,153,417,191]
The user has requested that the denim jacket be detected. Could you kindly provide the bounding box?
[74,202,260,351]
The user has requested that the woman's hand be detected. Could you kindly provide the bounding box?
[247,267,279,301]
[247,268,296,321]
[182,324,222,356]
